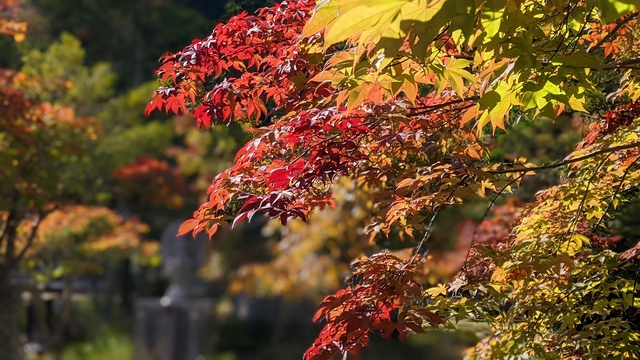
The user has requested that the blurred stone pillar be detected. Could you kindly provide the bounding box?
[134,220,212,360]
[134,298,213,360]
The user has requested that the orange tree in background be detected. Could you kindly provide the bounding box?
[0,68,97,357]
[19,205,152,352]
[12,205,153,355]
[0,66,157,360]
[112,156,191,211]
[0,20,149,358]
[227,177,376,300]
[20,205,154,282]
[148,0,640,358]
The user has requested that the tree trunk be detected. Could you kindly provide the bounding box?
[0,268,21,360]
[50,277,74,359]
[30,285,52,345]
[120,258,133,314]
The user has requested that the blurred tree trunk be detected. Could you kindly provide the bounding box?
[49,277,75,360]
[30,285,52,346]
[0,267,20,360]
[0,208,22,360]
[0,204,41,360]
[120,258,133,314]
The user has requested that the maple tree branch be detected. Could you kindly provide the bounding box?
[412,206,441,262]
[595,155,640,229]
[556,155,609,255]
[12,213,43,265]
[618,58,640,66]
[432,24,450,43]
[523,11,563,28]
[546,1,579,62]
[600,57,640,70]
[412,175,472,262]
[522,271,603,334]
[0,213,9,252]
[461,173,525,273]
[566,5,595,55]
[408,102,476,117]
[0,190,20,259]
[487,142,640,175]
[290,117,383,164]
[563,57,640,71]
[588,10,639,54]
[409,97,478,111]
[451,54,474,60]
[387,57,411,67]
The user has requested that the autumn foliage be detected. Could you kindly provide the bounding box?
[113,155,190,210]
[305,253,442,359]
[144,0,316,127]
[15,205,153,277]
[148,0,640,358]
[0,0,26,41]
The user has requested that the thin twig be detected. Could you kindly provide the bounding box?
[461,173,525,273]
[409,103,475,118]
[411,175,471,263]
[487,142,640,175]
[412,206,442,263]
[409,97,479,112]
[566,5,595,55]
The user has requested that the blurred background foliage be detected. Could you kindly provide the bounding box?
[2,0,636,359]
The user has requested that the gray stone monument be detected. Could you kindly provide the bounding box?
[159,221,207,305]
[134,220,213,360]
